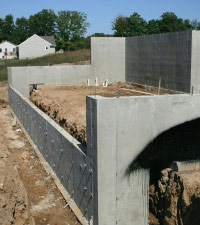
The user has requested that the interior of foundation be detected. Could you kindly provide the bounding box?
[30,82,178,147]
[30,82,195,225]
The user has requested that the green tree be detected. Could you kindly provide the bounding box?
[147,19,160,34]
[159,12,193,33]
[29,9,56,36]
[112,16,129,37]
[1,14,15,42]
[127,13,147,36]
[112,13,147,37]
[0,18,4,42]
[56,10,89,42]
[13,17,30,44]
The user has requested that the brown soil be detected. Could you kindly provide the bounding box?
[0,85,80,225]
[30,82,169,146]
[149,168,200,225]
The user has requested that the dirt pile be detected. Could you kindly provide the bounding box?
[149,168,200,225]
[31,90,87,146]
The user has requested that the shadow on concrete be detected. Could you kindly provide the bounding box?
[126,118,200,184]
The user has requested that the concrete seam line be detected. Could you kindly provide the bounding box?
[8,106,89,225]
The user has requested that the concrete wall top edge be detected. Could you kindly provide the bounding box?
[88,93,196,101]
[10,85,87,156]
[126,29,193,39]
[91,37,125,40]
[8,65,92,69]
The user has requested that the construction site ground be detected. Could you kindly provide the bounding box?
[0,84,80,225]
[30,82,174,146]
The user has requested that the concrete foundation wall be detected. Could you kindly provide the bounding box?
[9,86,93,222]
[87,93,200,225]
[8,37,126,99]
[191,31,200,94]
[126,31,192,93]
[91,37,125,83]
[8,65,94,99]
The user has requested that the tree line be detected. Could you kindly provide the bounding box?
[0,10,199,51]
[112,12,200,37]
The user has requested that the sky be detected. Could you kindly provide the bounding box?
[1,0,200,36]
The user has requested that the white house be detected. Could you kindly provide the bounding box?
[0,41,17,59]
[18,34,56,59]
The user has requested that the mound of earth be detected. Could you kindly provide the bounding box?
[149,167,200,225]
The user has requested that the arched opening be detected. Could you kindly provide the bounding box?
[126,118,200,225]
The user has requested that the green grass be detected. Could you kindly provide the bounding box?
[0,49,91,82]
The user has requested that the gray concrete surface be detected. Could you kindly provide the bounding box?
[91,37,125,83]
[87,93,200,225]
[191,31,200,94]
[126,31,192,93]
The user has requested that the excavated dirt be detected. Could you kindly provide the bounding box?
[0,85,80,225]
[149,167,200,225]
[30,82,170,146]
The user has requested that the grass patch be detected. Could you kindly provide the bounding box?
[0,49,91,82]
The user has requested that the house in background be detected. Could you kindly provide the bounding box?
[18,34,56,59]
[0,41,17,59]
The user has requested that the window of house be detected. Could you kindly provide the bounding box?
[50,45,55,48]
[5,48,7,52]
[0,49,2,53]
[13,48,15,52]
[45,47,48,50]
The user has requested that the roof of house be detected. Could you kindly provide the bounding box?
[0,40,16,46]
[40,36,56,46]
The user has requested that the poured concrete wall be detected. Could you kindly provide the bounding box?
[87,93,200,225]
[191,31,200,94]
[126,31,192,93]
[8,65,93,98]
[8,37,125,99]
[91,37,125,83]
[9,86,93,222]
